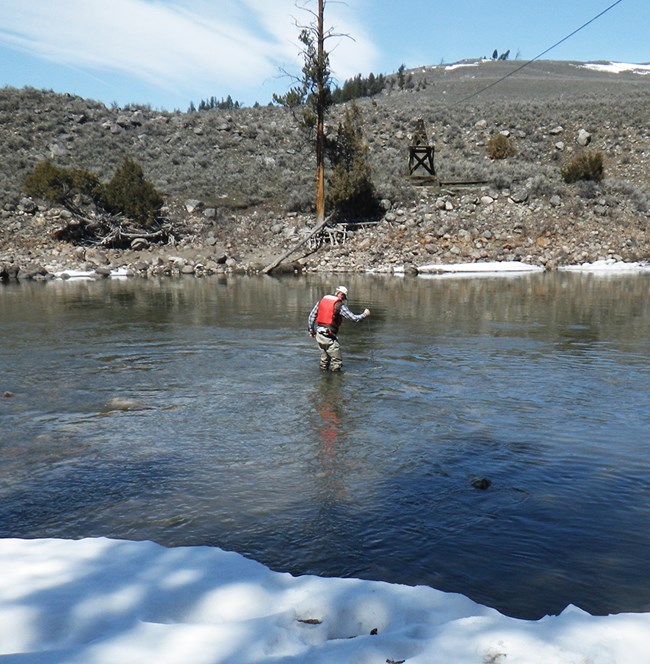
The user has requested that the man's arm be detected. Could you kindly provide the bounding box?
[340,303,370,323]
[307,303,319,335]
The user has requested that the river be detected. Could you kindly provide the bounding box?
[1,271,649,620]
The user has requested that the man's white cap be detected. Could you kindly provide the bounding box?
[335,286,348,296]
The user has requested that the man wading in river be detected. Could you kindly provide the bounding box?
[308,286,370,372]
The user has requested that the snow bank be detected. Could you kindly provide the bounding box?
[444,61,481,72]
[559,258,650,273]
[407,260,650,278]
[417,261,544,276]
[581,62,650,76]
[1,538,649,664]
[52,268,131,280]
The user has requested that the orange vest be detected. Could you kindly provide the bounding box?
[316,294,343,332]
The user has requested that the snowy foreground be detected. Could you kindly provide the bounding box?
[1,538,650,664]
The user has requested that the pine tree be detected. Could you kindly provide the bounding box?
[327,102,380,220]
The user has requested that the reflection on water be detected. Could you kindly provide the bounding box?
[1,271,650,620]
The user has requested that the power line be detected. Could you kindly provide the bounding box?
[452,0,626,106]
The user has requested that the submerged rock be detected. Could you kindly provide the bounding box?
[104,397,149,412]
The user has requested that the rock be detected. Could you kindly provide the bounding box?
[86,249,110,265]
[577,129,592,146]
[116,114,136,128]
[0,263,19,280]
[104,397,149,412]
[94,266,112,278]
[130,110,145,125]
[130,238,149,251]
[22,264,48,279]
[18,197,38,214]
[184,199,204,213]
[212,251,227,264]
[510,188,529,204]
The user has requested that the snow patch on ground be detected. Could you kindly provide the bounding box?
[1,537,650,664]
[559,258,650,273]
[580,62,650,75]
[398,260,650,278]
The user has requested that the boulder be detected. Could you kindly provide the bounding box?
[577,129,592,146]
[184,199,204,213]
[510,188,529,204]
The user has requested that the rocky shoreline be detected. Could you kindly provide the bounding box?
[2,181,649,281]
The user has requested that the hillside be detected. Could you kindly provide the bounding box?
[1,59,649,276]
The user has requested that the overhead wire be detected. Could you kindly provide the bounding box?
[451,0,626,106]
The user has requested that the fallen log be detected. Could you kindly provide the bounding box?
[262,215,332,274]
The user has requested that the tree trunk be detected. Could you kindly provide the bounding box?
[315,0,326,224]
[262,215,331,274]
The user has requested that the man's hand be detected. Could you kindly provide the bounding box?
[363,308,371,317]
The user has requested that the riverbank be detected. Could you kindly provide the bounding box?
[1,64,649,280]
[2,184,649,280]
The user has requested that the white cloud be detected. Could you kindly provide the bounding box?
[0,0,381,103]
[0,0,289,97]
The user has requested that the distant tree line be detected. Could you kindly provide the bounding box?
[188,71,391,114]
[331,72,388,103]
[187,95,242,113]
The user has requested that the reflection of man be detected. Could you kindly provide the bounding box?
[317,399,340,450]
[307,286,370,372]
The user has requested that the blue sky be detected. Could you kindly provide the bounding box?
[0,0,646,111]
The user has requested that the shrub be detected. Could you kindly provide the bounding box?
[23,158,164,227]
[487,134,516,159]
[326,102,381,220]
[561,150,604,184]
[101,157,163,226]
[23,161,101,213]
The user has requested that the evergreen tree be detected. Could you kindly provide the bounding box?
[327,102,380,220]
[102,158,163,226]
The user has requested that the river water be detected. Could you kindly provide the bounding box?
[1,271,649,620]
